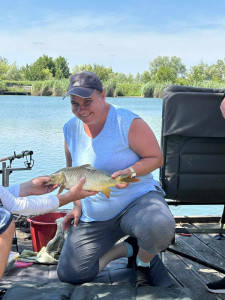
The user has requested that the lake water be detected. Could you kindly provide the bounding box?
[0,95,223,216]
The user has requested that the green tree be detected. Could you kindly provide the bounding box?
[72,64,93,74]
[0,56,9,79]
[154,65,177,83]
[187,62,208,82]
[72,64,113,82]
[108,72,132,84]
[138,71,151,83]
[22,55,55,80]
[54,56,70,79]
[206,59,225,81]
[149,56,186,81]
[187,60,225,82]
[33,55,55,76]
[5,62,23,80]
[21,64,53,81]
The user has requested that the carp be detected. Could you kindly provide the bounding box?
[46,164,139,198]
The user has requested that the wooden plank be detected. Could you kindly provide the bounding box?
[168,230,225,299]
[164,249,220,299]
[192,223,225,258]
[174,234,225,270]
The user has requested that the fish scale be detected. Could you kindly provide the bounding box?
[46,164,140,198]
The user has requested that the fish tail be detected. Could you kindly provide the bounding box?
[119,174,140,183]
[122,177,140,183]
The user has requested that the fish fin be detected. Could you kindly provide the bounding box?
[102,187,111,199]
[57,185,65,195]
[120,174,140,183]
[84,166,99,172]
[80,164,92,167]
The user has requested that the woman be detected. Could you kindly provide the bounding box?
[57,71,175,287]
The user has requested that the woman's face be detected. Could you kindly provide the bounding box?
[70,91,106,125]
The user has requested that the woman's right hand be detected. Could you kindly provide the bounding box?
[62,201,82,231]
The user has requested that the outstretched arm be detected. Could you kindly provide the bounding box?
[0,178,97,216]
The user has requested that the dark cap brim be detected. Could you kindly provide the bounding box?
[62,87,95,99]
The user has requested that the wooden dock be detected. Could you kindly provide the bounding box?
[1,217,225,299]
[165,218,225,300]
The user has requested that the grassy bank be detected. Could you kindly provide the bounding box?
[1,79,225,98]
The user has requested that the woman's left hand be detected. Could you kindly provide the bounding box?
[111,169,132,189]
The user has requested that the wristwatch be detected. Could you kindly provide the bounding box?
[129,167,137,178]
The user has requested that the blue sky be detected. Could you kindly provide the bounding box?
[1,0,225,75]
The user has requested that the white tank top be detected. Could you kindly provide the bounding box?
[63,105,160,222]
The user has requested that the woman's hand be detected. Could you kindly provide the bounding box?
[62,202,82,231]
[111,169,132,189]
[20,176,58,197]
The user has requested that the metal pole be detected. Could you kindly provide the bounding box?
[2,162,10,187]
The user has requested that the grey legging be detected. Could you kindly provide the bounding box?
[57,191,175,284]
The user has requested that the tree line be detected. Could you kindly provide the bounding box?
[0,55,225,97]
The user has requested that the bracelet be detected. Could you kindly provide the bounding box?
[129,167,136,178]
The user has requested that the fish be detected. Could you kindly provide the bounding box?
[46,164,140,198]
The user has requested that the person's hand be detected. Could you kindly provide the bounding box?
[220,97,225,118]
[31,176,59,195]
[111,169,131,189]
[62,204,82,231]
[65,177,98,200]
[57,177,98,207]
[20,176,58,197]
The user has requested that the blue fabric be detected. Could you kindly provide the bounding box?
[136,254,151,267]
[124,241,133,258]
[0,207,13,234]
[63,104,161,222]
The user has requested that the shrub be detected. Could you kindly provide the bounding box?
[153,82,170,98]
[141,82,155,97]
[0,80,6,91]
[53,79,68,96]
[40,80,54,96]
[114,83,142,97]
[31,81,43,96]
[31,79,69,96]
[104,80,117,97]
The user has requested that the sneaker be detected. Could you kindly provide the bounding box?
[124,237,139,269]
[207,278,225,294]
[124,237,174,288]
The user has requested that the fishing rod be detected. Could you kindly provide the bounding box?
[0,150,33,164]
[0,150,34,187]
[167,247,225,275]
